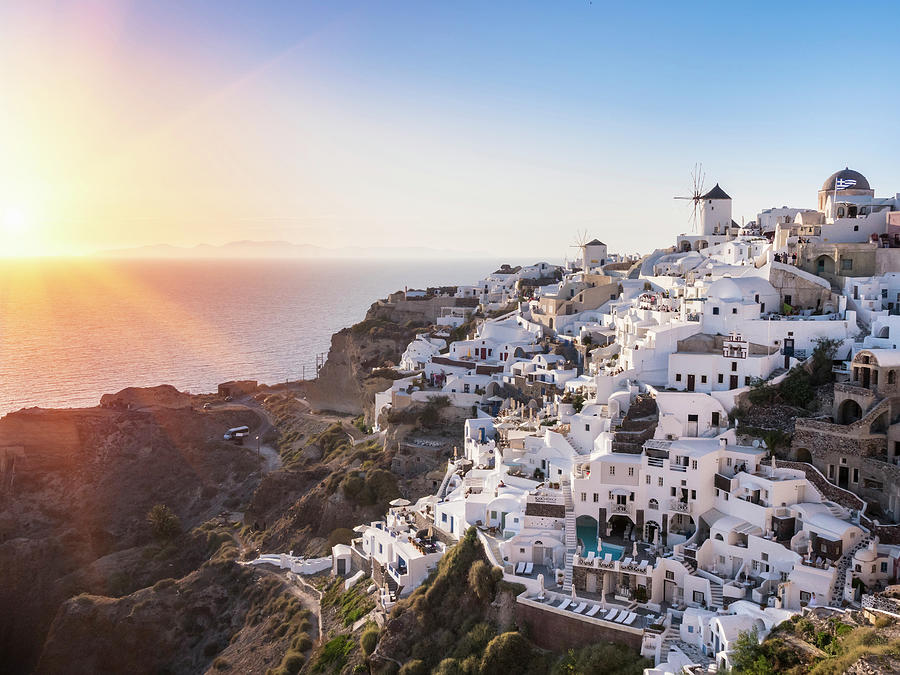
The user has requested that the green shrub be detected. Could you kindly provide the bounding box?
[480,632,532,674]
[360,626,380,656]
[281,650,305,674]
[398,659,427,675]
[147,504,181,540]
[313,635,354,672]
[292,632,313,652]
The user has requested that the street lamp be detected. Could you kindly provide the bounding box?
[256,435,260,462]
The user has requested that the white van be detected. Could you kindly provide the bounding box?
[224,425,250,441]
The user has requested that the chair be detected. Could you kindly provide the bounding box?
[624,612,638,625]
[572,602,587,613]
[622,557,633,566]
[556,598,571,610]
[604,609,619,621]
[585,605,601,617]
[515,562,525,574]
[616,612,630,624]
[524,562,534,575]
[586,551,596,562]
[604,553,613,563]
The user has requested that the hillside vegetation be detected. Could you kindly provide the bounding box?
[369,528,648,675]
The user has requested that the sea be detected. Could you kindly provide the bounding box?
[0,257,507,415]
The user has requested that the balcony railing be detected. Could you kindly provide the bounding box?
[670,500,691,513]
[611,503,631,514]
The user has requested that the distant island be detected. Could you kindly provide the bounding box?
[95,240,495,260]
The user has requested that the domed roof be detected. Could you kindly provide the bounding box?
[708,278,742,302]
[855,545,877,563]
[821,168,870,192]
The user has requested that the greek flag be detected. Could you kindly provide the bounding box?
[835,178,857,190]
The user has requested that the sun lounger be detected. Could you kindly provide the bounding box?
[622,557,632,566]
[515,562,525,574]
[615,611,630,623]
[624,612,638,625]
[556,598,571,610]
[572,602,587,613]
[585,605,601,617]
[604,609,619,621]
[524,562,534,574]
[604,553,613,563]
[586,551,595,562]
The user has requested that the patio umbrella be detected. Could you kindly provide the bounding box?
[601,592,607,611]
[632,541,638,557]
[389,498,411,507]
[353,525,367,533]
[538,574,545,600]
[571,584,577,601]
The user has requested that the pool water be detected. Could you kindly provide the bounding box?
[576,524,625,560]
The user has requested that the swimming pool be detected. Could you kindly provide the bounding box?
[576,524,625,560]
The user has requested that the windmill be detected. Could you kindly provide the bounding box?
[673,163,706,233]
[568,229,589,268]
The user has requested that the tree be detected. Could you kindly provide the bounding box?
[147,504,181,540]
[467,560,494,602]
[729,628,774,675]
[480,632,532,675]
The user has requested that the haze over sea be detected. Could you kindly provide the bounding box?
[0,257,507,415]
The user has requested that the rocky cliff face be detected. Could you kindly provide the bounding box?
[302,317,417,417]
[0,401,262,673]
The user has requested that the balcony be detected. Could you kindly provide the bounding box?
[610,503,632,515]
[669,500,692,514]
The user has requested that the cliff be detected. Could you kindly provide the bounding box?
[301,316,418,417]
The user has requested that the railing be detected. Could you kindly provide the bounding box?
[611,503,631,514]
[670,463,687,473]
[670,500,691,513]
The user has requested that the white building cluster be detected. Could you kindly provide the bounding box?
[336,168,900,673]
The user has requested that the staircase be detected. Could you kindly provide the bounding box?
[436,460,456,500]
[611,394,659,454]
[824,500,849,519]
[562,478,576,591]
[830,535,872,606]
[709,581,724,609]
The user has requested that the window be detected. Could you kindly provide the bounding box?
[712,412,720,426]
[691,460,698,470]
[628,467,634,476]
[731,362,737,372]
[646,475,651,484]
[442,513,448,523]
[882,562,889,573]
[691,490,697,499]
[585,424,590,431]
[800,591,811,603]
[693,590,705,603]
[609,466,615,475]
[688,626,694,633]
[727,458,732,466]
[718,374,724,384]
[744,376,751,386]
[854,225,859,232]
[828,465,835,479]
[676,373,682,382]
[593,493,599,502]
[713,306,720,315]
[671,487,677,497]
[658,477,663,487]
[732,308,737,314]
[666,570,674,580]
[842,258,853,271]
[853,468,859,483]
[701,375,707,384]
[520,548,525,553]
[649,498,659,510]
[762,552,769,561]
[580,492,586,502]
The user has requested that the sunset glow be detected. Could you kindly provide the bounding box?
[3,2,898,259]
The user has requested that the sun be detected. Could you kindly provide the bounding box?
[2,207,28,234]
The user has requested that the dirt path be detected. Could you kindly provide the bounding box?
[254,567,323,641]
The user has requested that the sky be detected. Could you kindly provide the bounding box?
[1,1,899,259]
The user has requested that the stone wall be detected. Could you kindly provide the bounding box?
[515,598,643,651]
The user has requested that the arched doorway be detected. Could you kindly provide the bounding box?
[837,399,862,425]
[607,514,635,542]
[815,254,835,278]
[795,447,812,464]
[644,520,661,544]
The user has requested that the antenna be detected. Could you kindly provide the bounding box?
[673,163,706,233]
